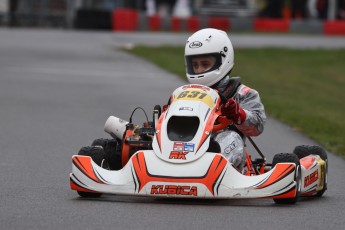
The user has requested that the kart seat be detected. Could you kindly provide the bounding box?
[207,139,221,153]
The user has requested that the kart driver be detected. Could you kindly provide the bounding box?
[184,28,267,172]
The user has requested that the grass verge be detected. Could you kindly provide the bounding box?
[124,46,345,157]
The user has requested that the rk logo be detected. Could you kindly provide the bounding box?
[169,151,189,160]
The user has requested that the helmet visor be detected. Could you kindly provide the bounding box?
[185,53,222,75]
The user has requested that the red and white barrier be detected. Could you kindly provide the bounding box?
[112,8,345,35]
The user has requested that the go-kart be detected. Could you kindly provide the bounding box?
[70,84,327,204]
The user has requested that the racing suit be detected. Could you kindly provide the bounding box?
[212,76,267,172]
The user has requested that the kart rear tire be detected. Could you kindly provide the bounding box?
[293,145,328,197]
[91,138,122,170]
[77,146,105,198]
[272,153,301,204]
[293,145,327,160]
[91,138,110,148]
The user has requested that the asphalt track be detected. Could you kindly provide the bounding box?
[0,29,344,230]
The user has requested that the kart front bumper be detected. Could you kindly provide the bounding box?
[70,150,298,199]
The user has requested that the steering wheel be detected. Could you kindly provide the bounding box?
[212,91,232,132]
[218,91,228,104]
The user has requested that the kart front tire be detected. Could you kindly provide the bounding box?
[78,146,105,166]
[91,138,122,170]
[272,153,301,204]
[76,146,105,198]
[293,145,328,197]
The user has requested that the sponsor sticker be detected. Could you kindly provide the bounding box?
[151,185,198,196]
[182,85,210,91]
[179,107,193,111]
[173,142,195,152]
[224,141,236,155]
[173,142,184,151]
[304,170,319,188]
[184,143,195,152]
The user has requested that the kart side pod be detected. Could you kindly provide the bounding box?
[104,116,129,139]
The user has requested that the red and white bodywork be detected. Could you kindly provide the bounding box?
[300,155,327,196]
[70,84,300,199]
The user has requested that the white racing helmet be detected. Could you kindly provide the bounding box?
[185,28,234,87]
